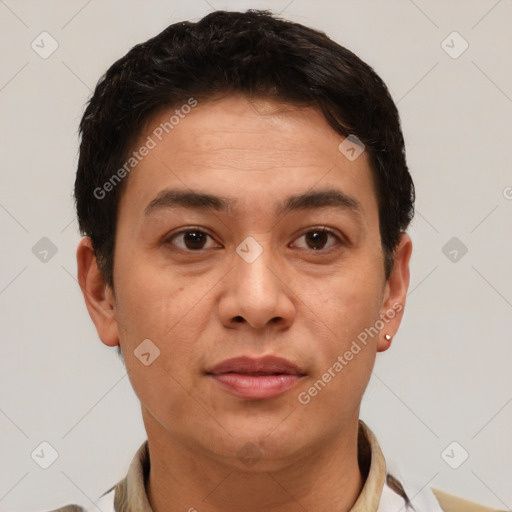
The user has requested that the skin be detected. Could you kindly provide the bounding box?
[77,95,412,512]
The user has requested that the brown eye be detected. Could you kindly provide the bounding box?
[167,229,219,251]
[183,231,207,249]
[305,230,329,250]
[292,228,340,251]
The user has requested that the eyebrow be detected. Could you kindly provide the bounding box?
[278,189,362,217]
[144,189,235,215]
[144,187,363,219]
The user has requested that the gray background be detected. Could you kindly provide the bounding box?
[1,0,511,510]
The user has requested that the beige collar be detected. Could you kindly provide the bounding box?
[111,419,387,511]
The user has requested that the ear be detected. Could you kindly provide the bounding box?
[76,237,119,347]
[377,233,412,352]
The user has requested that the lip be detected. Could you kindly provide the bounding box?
[207,356,305,400]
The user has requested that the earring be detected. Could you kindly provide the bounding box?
[384,334,392,342]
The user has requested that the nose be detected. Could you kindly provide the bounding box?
[218,241,296,331]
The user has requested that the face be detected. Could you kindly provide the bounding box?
[79,95,411,469]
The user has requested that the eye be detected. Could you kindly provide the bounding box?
[166,229,220,251]
[292,228,341,251]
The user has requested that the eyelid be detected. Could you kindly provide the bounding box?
[290,226,346,250]
[163,226,221,248]
[163,225,346,252]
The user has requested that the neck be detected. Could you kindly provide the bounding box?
[144,413,365,512]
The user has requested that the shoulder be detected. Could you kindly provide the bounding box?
[431,487,506,512]
[42,487,115,512]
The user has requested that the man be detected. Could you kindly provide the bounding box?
[53,9,501,512]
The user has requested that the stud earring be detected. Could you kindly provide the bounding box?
[384,334,392,342]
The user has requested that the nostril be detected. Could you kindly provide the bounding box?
[234,316,244,323]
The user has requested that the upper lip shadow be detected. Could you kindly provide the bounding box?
[207,355,305,376]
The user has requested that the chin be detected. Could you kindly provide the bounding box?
[194,414,312,468]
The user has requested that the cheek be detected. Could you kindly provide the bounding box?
[112,254,226,392]
[114,255,202,344]
[299,262,383,337]
[295,283,379,420]
[113,265,209,419]
[295,263,383,392]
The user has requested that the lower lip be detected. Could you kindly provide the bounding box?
[210,373,302,399]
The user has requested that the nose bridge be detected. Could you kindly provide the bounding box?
[226,234,293,329]
[235,236,279,300]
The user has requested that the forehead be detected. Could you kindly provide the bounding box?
[119,95,378,223]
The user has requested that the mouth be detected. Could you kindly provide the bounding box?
[206,356,306,400]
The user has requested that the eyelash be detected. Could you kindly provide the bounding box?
[164,226,344,253]
[164,227,220,251]
[291,227,343,252]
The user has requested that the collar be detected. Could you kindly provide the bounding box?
[110,420,388,512]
